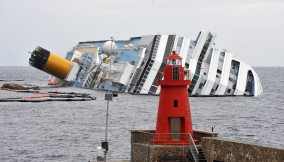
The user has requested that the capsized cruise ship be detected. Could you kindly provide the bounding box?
[29,31,263,96]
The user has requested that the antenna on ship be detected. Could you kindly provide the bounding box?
[97,37,117,162]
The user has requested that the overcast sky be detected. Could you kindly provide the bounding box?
[0,0,283,66]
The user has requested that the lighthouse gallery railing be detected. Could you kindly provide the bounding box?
[131,130,195,146]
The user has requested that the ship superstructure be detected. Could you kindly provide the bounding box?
[30,31,263,96]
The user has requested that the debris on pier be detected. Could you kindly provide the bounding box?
[0,90,96,102]
[1,82,39,90]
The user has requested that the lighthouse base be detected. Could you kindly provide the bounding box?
[131,130,218,162]
[133,144,191,162]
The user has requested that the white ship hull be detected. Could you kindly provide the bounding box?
[47,31,263,96]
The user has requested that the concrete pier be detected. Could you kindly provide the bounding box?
[131,130,218,162]
[106,161,129,162]
[131,130,284,162]
[202,137,284,162]
[92,160,129,162]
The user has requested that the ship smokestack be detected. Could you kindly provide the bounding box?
[29,46,73,80]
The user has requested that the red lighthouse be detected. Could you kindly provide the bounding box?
[154,51,193,145]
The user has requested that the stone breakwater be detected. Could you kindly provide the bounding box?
[131,130,284,162]
[202,137,284,162]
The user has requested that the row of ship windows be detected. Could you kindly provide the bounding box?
[136,36,160,93]
[210,85,234,94]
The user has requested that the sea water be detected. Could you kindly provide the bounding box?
[0,66,283,161]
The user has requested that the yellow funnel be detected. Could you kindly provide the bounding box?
[29,46,72,80]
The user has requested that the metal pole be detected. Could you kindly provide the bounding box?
[104,101,109,162]
[104,37,113,162]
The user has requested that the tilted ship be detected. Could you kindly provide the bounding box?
[29,31,263,96]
